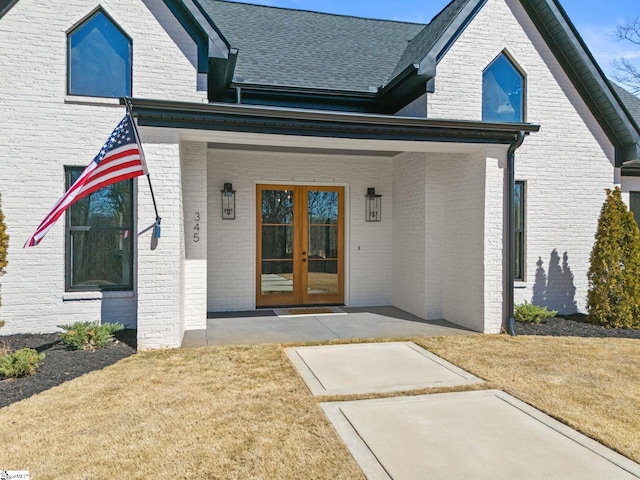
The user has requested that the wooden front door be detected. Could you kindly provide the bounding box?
[256,184,344,307]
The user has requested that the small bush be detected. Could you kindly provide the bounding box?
[514,301,557,325]
[0,348,45,378]
[58,321,124,351]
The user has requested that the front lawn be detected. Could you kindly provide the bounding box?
[0,335,638,479]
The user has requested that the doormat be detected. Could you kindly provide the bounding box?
[274,307,346,317]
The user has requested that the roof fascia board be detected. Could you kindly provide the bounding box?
[377,64,431,114]
[417,0,488,77]
[0,0,18,19]
[521,0,640,163]
[125,97,539,144]
[162,0,230,76]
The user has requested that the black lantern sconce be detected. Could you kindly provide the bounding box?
[365,187,382,222]
[221,182,236,220]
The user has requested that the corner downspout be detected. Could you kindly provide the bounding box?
[506,131,526,336]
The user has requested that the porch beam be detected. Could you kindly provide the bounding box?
[124,98,540,145]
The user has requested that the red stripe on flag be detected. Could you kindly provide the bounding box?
[25,114,147,247]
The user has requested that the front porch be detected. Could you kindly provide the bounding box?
[130,99,538,349]
[181,306,477,347]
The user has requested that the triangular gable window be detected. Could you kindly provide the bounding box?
[483,52,525,123]
[67,9,132,98]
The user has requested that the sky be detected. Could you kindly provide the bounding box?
[225,0,640,83]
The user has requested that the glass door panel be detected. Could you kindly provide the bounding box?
[257,185,343,307]
[306,189,339,297]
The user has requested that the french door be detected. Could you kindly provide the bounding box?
[256,184,344,307]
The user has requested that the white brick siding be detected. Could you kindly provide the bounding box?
[392,153,427,318]
[429,0,616,315]
[207,147,393,311]
[0,0,204,339]
[181,141,208,330]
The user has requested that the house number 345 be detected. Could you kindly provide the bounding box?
[193,212,201,242]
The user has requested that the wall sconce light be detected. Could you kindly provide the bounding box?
[365,187,382,222]
[221,182,236,220]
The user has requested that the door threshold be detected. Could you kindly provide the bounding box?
[274,306,346,317]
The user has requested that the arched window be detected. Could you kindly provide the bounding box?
[68,9,132,98]
[482,52,524,123]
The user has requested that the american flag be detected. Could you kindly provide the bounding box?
[25,113,147,247]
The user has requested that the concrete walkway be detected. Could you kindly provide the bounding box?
[286,342,640,480]
[181,312,640,479]
[181,306,476,347]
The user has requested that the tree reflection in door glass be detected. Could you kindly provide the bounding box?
[261,189,294,295]
[262,189,293,224]
[307,191,339,294]
[308,191,338,224]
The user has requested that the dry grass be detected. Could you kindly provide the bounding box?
[0,335,639,478]
[0,344,364,480]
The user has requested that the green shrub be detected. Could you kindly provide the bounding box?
[58,321,124,351]
[514,301,557,325]
[587,187,640,329]
[0,348,45,378]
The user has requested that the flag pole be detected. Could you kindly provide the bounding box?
[125,98,161,237]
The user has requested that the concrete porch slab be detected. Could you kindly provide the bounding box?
[321,390,640,480]
[285,342,483,396]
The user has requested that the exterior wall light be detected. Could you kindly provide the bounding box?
[365,187,382,222]
[222,182,236,220]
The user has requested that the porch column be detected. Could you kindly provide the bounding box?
[181,141,208,330]
[137,132,184,349]
[484,146,508,333]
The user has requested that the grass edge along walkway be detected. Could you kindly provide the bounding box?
[0,334,638,478]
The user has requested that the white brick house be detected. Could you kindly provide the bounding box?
[1,0,639,349]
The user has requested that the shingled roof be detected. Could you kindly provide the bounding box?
[196,0,426,92]
[612,83,640,129]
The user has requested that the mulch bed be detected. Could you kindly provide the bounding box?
[1,316,639,410]
[515,314,640,339]
[0,329,136,409]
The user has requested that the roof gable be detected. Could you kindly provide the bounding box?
[391,0,475,79]
[519,0,640,163]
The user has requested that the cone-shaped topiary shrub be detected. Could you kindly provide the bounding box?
[587,187,640,328]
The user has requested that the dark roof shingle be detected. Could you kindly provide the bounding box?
[612,82,640,128]
[196,0,425,92]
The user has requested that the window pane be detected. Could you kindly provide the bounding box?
[70,229,132,287]
[68,176,132,227]
[262,190,293,224]
[66,167,133,290]
[308,191,338,224]
[307,260,338,294]
[514,181,525,280]
[261,226,293,260]
[514,182,523,231]
[69,11,131,98]
[483,54,524,123]
[261,262,293,295]
[308,225,338,259]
